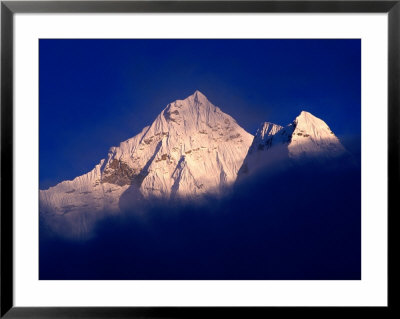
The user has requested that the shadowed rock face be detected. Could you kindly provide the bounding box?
[101,159,150,188]
[101,160,137,186]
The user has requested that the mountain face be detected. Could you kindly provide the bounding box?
[238,111,347,177]
[39,92,351,239]
[39,91,254,217]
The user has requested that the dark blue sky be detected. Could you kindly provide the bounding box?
[39,39,361,189]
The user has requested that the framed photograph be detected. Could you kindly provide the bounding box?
[1,0,396,317]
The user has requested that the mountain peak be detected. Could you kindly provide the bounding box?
[39,91,254,222]
[193,89,206,97]
[192,90,211,107]
[290,110,346,158]
[183,90,209,103]
[160,90,218,127]
[294,111,327,129]
[239,110,347,177]
[292,110,339,139]
[298,110,313,117]
[165,91,212,114]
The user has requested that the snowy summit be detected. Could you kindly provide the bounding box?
[40,92,347,220]
[40,91,254,216]
[238,110,347,177]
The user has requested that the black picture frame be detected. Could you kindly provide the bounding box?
[0,1,397,318]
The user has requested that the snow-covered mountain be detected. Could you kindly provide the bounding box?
[238,111,347,177]
[39,91,254,217]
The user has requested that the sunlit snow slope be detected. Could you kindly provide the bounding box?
[39,91,254,216]
[238,111,347,176]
